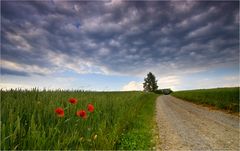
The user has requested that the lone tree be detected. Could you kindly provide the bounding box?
[143,72,158,92]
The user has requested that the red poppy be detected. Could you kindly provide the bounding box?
[68,98,78,104]
[87,104,94,112]
[55,107,64,117]
[76,110,87,119]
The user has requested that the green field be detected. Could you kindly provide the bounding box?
[172,87,239,112]
[1,90,158,150]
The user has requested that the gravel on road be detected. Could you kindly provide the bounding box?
[156,95,239,151]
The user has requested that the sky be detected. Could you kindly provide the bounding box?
[1,0,239,91]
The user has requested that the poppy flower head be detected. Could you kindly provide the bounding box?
[55,107,64,117]
[87,104,94,112]
[69,98,78,104]
[76,110,87,119]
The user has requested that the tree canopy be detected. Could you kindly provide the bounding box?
[143,72,158,92]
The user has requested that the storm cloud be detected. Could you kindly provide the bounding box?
[1,0,239,78]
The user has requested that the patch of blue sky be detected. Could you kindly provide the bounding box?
[178,66,239,91]
[54,70,142,91]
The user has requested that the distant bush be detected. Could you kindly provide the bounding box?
[154,89,173,95]
[154,90,163,94]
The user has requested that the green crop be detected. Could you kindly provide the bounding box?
[1,89,158,150]
[172,87,239,112]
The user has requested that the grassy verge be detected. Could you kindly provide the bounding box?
[172,87,239,112]
[116,93,157,149]
[1,89,158,150]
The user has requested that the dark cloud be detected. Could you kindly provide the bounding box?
[1,0,239,77]
[1,68,29,76]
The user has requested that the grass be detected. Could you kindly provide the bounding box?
[1,89,158,150]
[172,87,239,112]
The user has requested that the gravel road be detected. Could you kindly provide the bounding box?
[156,95,239,151]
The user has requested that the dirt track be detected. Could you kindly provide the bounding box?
[156,95,239,150]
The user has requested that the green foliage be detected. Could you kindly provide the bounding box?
[172,87,239,112]
[143,72,158,92]
[154,89,173,95]
[116,94,156,149]
[154,90,163,94]
[1,90,158,150]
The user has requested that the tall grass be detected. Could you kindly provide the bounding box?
[1,89,158,150]
[172,87,239,112]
